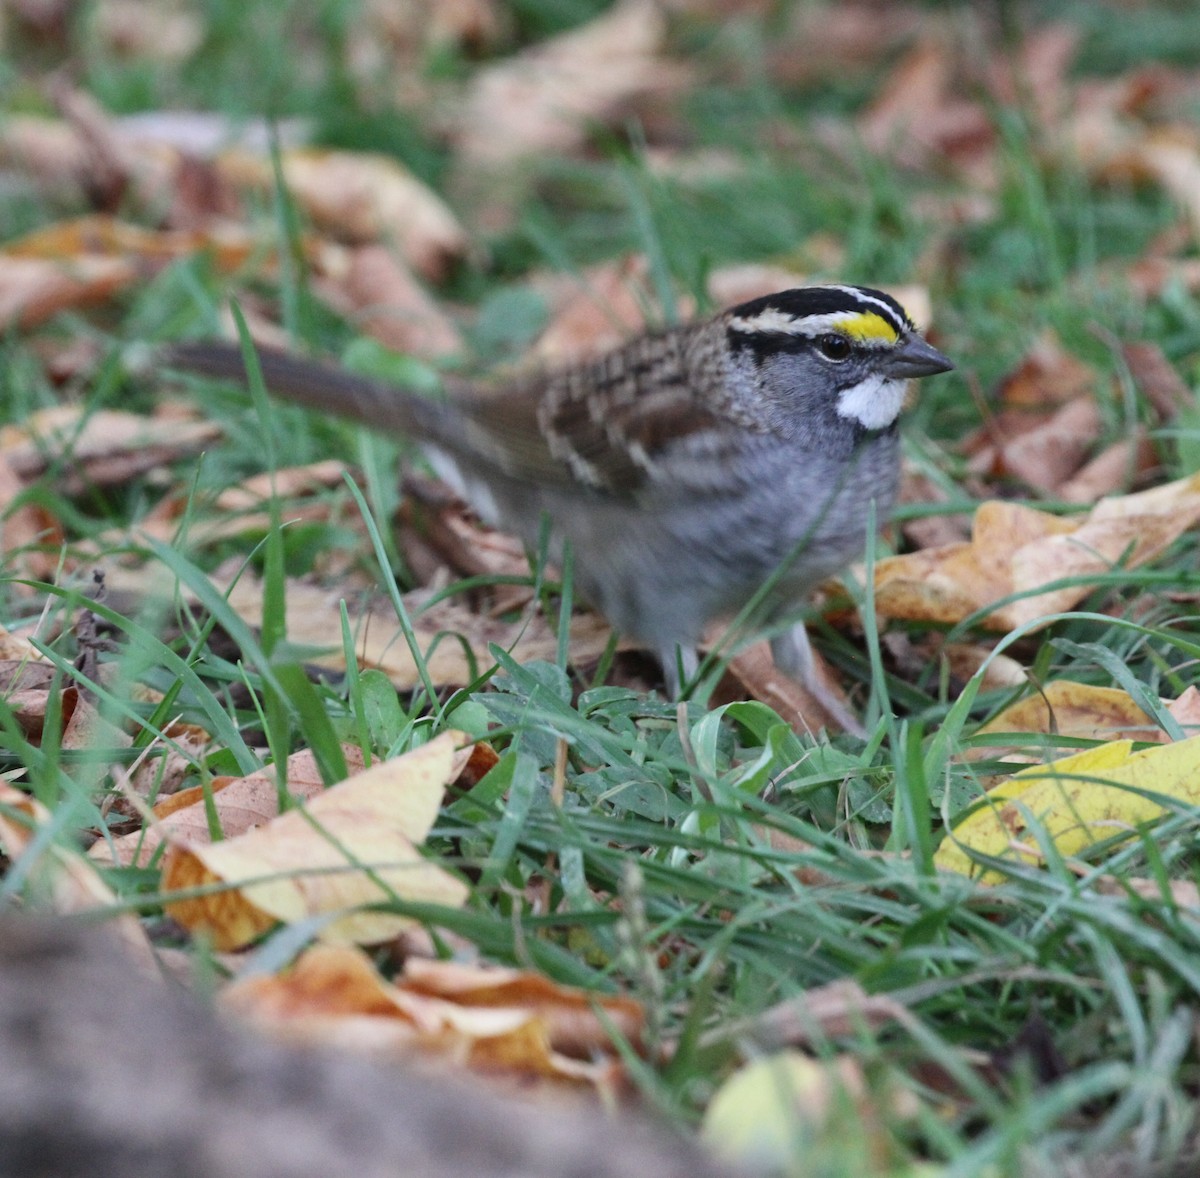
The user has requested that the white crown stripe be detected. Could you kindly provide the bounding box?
[726,309,896,342]
[818,285,908,329]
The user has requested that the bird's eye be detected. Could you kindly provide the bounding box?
[815,334,852,362]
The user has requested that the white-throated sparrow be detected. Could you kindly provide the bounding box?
[166,285,952,730]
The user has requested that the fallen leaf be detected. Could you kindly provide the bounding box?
[455,0,680,167]
[93,744,368,867]
[220,573,619,690]
[91,0,204,63]
[0,783,154,966]
[313,244,463,358]
[969,680,1160,770]
[1,405,222,494]
[715,640,857,736]
[223,942,636,1090]
[213,460,353,513]
[1057,433,1158,504]
[1123,340,1192,421]
[530,255,692,366]
[217,148,467,280]
[875,472,1200,631]
[1167,686,1200,735]
[161,731,473,949]
[0,254,136,330]
[935,734,1200,880]
[401,956,644,1057]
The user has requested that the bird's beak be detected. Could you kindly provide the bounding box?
[884,334,954,379]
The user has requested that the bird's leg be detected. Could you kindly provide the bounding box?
[770,622,867,737]
[660,644,700,700]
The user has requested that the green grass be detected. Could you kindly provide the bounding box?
[5,2,1200,1175]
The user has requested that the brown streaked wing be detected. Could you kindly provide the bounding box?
[442,333,729,499]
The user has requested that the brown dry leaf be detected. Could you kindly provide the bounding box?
[706,263,810,310]
[91,0,204,63]
[401,956,644,1058]
[224,942,638,1090]
[1167,686,1200,736]
[875,472,1200,631]
[858,34,994,182]
[717,640,857,736]
[767,1,921,89]
[0,451,62,585]
[216,148,467,280]
[0,115,91,196]
[1,405,222,494]
[964,334,1099,489]
[160,732,473,950]
[939,643,1028,692]
[1123,340,1193,421]
[213,460,353,513]
[530,254,694,366]
[220,573,618,690]
[1095,874,1200,910]
[4,213,262,271]
[989,396,1102,495]
[94,744,368,868]
[313,244,463,358]
[0,253,136,330]
[1057,433,1158,504]
[455,0,681,167]
[398,487,534,584]
[711,978,911,1052]
[0,783,154,966]
[124,725,214,803]
[0,626,48,664]
[985,22,1079,129]
[1,215,348,328]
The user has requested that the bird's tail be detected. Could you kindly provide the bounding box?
[162,340,447,439]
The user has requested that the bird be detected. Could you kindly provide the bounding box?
[165,284,953,731]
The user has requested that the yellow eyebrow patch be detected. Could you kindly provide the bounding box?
[833,311,900,343]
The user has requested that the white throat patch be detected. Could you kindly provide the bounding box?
[836,373,906,431]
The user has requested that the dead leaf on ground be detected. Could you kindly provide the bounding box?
[312,244,464,359]
[767,1,921,88]
[213,460,354,513]
[1057,434,1158,503]
[963,333,1100,493]
[219,572,619,691]
[401,956,644,1057]
[0,783,155,966]
[91,0,204,63]
[969,680,1161,769]
[160,731,474,949]
[223,941,638,1090]
[0,253,137,331]
[455,0,683,167]
[529,254,694,366]
[715,640,858,736]
[1167,686,1200,735]
[936,734,1200,881]
[858,34,995,184]
[216,148,467,280]
[93,744,368,868]
[1,405,223,494]
[875,472,1200,631]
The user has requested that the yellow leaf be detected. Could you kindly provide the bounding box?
[936,734,1200,880]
